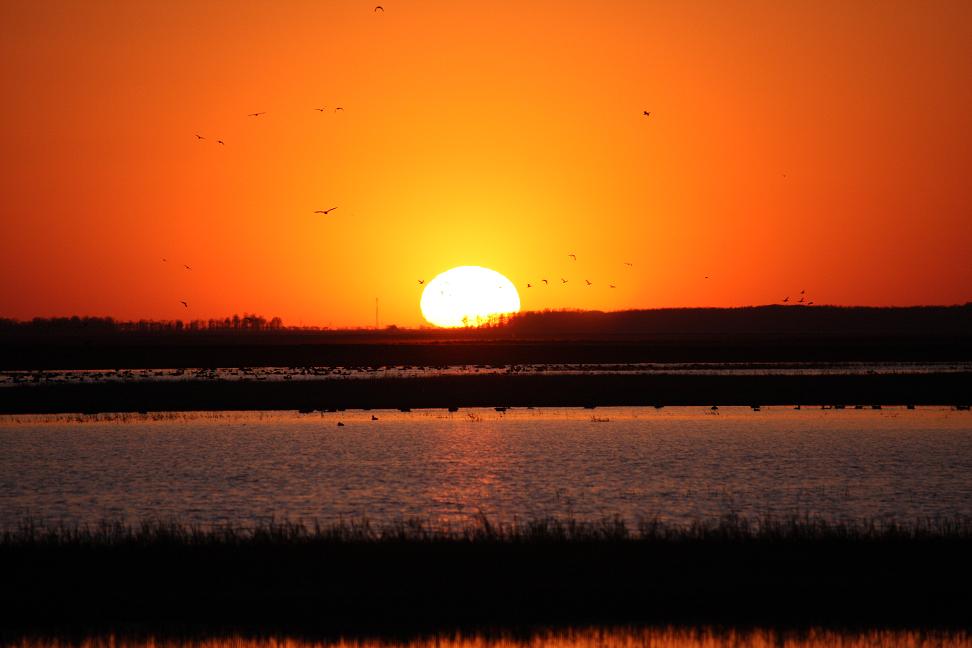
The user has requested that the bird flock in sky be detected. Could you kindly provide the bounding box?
[182,5,813,315]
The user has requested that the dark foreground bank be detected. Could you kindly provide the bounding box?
[2,516,971,633]
[1,372,969,413]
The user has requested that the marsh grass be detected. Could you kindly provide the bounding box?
[5,512,971,548]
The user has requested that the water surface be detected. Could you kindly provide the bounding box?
[2,407,970,529]
[4,628,971,648]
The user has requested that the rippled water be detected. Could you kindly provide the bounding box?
[4,628,971,648]
[2,361,969,387]
[1,407,971,529]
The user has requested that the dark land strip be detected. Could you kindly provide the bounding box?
[0,372,969,414]
[3,336,972,370]
[1,518,970,633]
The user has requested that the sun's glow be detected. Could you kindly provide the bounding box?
[420,266,521,328]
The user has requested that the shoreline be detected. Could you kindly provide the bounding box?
[0,372,969,414]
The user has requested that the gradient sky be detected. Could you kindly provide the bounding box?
[1,1,970,327]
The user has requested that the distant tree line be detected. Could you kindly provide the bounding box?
[0,314,288,332]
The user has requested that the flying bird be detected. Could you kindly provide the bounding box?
[162,258,167,262]
[541,279,548,285]
[624,262,633,267]
[248,112,266,117]
[334,107,344,112]
[560,278,568,284]
[798,296,805,303]
[526,283,532,288]
[782,296,789,303]
[217,140,225,145]
[417,279,425,285]
[314,107,326,112]
[314,207,338,215]
[374,5,384,11]
[609,284,616,288]
[642,111,650,117]
[194,134,205,140]
[568,253,576,261]
[183,264,192,270]
[800,289,805,294]
[180,301,188,308]
[585,279,592,286]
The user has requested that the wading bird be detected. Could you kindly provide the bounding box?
[314,207,338,215]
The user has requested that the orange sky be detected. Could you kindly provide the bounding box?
[1,1,970,327]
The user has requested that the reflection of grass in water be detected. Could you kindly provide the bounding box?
[7,627,972,648]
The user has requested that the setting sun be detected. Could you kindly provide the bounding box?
[419,266,520,328]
